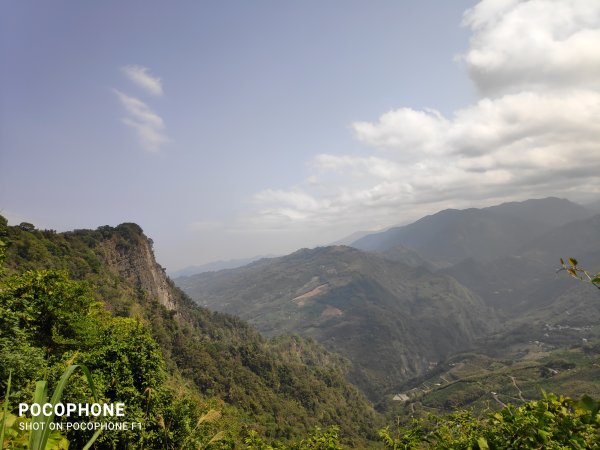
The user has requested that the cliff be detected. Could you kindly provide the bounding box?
[98,224,178,311]
[0,217,381,445]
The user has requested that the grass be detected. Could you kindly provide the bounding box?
[1,365,103,450]
[0,371,11,448]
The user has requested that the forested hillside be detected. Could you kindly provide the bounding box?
[0,216,380,448]
[175,198,600,421]
[2,203,599,449]
[176,246,497,401]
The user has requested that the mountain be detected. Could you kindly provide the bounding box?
[376,211,600,419]
[352,198,593,267]
[172,197,597,410]
[483,197,593,229]
[442,213,600,316]
[0,217,380,447]
[329,230,381,246]
[175,245,497,401]
[377,244,435,269]
[523,213,600,261]
[584,198,600,213]
[169,254,277,278]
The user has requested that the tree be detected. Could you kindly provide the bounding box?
[18,222,35,232]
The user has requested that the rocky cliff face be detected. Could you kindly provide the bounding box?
[99,225,178,311]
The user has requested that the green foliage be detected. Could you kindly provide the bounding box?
[0,370,11,448]
[244,427,343,450]
[0,269,100,401]
[29,365,102,450]
[176,245,496,402]
[18,222,35,232]
[0,411,69,450]
[0,269,100,348]
[0,217,381,447]
[0,365,101,450]
[380,393,600,449]
[0,243,233,448]
[560,257,600,290]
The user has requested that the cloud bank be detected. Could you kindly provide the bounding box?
[251,0,600,233]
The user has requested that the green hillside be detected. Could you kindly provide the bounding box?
[382,340,600,423]
[2,205,599,449]
[0,216,380,448]
[176,246,497,401]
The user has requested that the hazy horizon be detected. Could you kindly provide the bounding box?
[2,0,600,272]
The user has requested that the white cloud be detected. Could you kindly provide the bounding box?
[462,0,600,96]
[114,89,168,152]
[352,108,450,156]
[248,0,600,235]
[121,65,164,96]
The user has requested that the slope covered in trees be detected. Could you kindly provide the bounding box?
[2,207,599,449]
[176,246,497,401]
[0,216,380,448]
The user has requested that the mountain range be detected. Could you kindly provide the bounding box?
[352,197,594,267]
[169,254,278,278]
[2,196,599,447]
[176,246,496,400]
[175,197,600,404]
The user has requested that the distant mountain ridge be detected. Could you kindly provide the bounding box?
[175,196,600,403]
[443,212,600,316]
[169,254,277,278]
[351,197,594,267]
[348,196,599,327]
[176,245,497,400]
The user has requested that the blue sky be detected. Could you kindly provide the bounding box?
[2,1,600,271]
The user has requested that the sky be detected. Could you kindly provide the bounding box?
[1,0,600,272]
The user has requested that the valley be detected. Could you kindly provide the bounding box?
[2,197,599,448]
[175,197,600,412]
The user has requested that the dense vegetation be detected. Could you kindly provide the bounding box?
[2,201,599,448]
[379,393,600,449]
[176,246,495,401]
[176,199,600,406]
[0,216,379,448]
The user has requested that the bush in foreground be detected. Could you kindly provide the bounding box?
[379,393,600,449]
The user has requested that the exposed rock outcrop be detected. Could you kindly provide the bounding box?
[99,224,178,311]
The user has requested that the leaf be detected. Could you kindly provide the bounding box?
[30,365,100,450]
[198,409,221,424]
[207,430,226,445]
[29,380,49,450]
[577,395,600,417]
[82,428,103,450]
[568,258,578,267]
[477,437,490,449]
[0,371,12,449]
